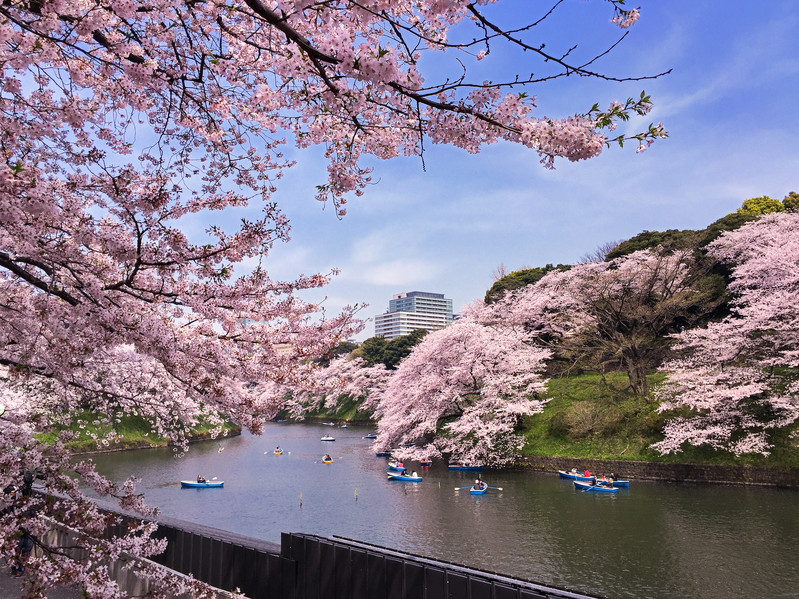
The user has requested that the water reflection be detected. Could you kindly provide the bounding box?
[85,423,799,599]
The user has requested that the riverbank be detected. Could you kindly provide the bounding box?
[69,425,243,455]
[37,412,243,455]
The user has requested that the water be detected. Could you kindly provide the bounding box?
[86,423,799,599]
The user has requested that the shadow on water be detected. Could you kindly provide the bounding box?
[86,423,799,599]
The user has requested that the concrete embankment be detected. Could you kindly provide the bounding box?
[513,455,799,488]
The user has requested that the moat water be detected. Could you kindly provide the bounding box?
[87,422,799,599]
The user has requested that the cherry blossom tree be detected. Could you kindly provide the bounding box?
[265,354,390,416]
[373,302,550,465]
[0,0,667,595]
[497,248,717,396]
[653,213,799,456]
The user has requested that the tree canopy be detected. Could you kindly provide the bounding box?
[654,212,799,456]
[353,329,429,370]
[373,302,550,465]
[0,0,669,594]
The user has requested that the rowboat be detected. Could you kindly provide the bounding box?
[180,480,224,488]
[558,470,596,482]
[470,482,488,495]
[321,436,335,441]
[273,450,284,455]
[448,464,483,471]
[385,461,406,472]
[573,481,618,493]
[375,451,391,457]
[322,459,333,464]
[419,460,432,467]
[597,479,629,488]
[387,472,422,482]
[363,433,377,439]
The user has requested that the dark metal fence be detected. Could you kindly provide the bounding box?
[280,533,600,599]
[102,512,599,599]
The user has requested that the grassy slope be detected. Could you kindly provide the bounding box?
[523,371,799,468]
[35,411,241,453]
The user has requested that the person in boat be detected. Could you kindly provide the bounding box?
[570,467,578,474]
[323,454,332,462]
[401,469,408,476]
[411,471,418,478]
[473,479,484,490]
[197,475,206,483]
[583,469,591,477]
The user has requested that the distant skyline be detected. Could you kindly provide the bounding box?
[200,0,799,341]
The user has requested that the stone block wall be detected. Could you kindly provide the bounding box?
[511,455,799,487]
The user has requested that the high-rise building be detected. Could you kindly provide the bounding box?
[374,291,454,340]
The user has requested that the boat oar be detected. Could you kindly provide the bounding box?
[454,486,473,490]
[486,486,503,490]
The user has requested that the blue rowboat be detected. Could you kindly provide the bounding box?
[364,433,377,439]
[419,460,432,467]
[470,483,488,495]
[448,464,483,471]
[387,472,422,482]
[180,480,224,488]
[375,451,391,457]
[558,470,597,482]
[385,462,406,472]
[597,479,629,488]
[573,481,618,493]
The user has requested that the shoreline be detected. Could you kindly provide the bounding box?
[68,425,243,456]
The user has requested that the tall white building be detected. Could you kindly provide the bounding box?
[374,291,454,340]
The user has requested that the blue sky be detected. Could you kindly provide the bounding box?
[225,0,799,340]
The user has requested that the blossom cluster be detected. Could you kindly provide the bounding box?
[654,213,799,456]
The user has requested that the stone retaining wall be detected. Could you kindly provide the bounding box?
[512,455,799,488]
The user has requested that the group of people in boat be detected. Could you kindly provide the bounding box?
[472,478,488,491]
[569,467,616,485]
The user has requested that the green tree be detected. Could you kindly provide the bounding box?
[737,195,785,216]
[605,229,697,260]
[353,336,388,367]
[485,264,570,303]
[382,329,428,369]
[783,191,799,212]
[698,212,758,247]
[353,329,428,370]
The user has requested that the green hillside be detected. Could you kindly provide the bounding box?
[35,411,241,453]
[522,371,799,468]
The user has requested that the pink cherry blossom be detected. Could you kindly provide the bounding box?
[0,0,665,595]
[372,301,551,465]
[654,213,799,456]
